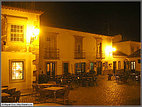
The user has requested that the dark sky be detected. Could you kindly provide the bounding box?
[2,2,141,42]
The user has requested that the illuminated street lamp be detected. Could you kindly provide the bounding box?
[112,47,116,52]
[26,26,40,43]
[32,26,40,37]
[30,26,40,44]
[105,46,116,57]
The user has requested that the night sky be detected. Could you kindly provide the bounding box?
[2,2,141,42]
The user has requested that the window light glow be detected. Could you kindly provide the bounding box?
[16,73,19,78]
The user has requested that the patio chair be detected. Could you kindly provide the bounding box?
[12,91,21,102]
[2,88,8,93]
[2,85,8,88]
[56,86,70,104]
[2,96,14,103]
[6,88,16,96]
[37,88,54,103]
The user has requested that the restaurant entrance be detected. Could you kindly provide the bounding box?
[46,62,56,80]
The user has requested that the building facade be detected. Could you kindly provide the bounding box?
[1,5,43,90]
[127,49,141,72]
[112,35,141,73]
[39,26,115,78]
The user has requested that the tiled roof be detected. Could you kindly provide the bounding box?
[113,51,127,56]
[2,5,44,14]
[128,49,141,58]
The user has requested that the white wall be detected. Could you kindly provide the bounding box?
[1,52,35,90]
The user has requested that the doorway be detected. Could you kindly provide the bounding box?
[97,61,102,75]
[46,62,56,80]
[130,61,135,72]
[113,61,116,74]
[63,63,69,75]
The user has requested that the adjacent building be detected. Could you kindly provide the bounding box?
[39,26,115,78]
[1,5,43,90]
[112,35,141,73]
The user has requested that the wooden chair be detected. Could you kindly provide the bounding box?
[32,83,37,91]
[12,91,21,102]
[2,86,8,88]
[2,91,21,103]
[37,88,54,103]
[2,88,8,93]
[6,88,16,96]
[56,86,70,104]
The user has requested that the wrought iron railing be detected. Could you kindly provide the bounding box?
[74,50,85,59]
[44,48,59,59]
[96,52,105,59]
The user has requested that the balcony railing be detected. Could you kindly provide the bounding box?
[96,52,105,59]
[44,48,59,59]
[74,50,85,59]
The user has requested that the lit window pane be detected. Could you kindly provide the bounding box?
[12,61,24,80]
[133,62,135,69]
[10,25,24,42]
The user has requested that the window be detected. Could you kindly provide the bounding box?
[11,61,24,80]
[75,62,86,73]
[11,25,24,42]
[138,59,141,63]
[118,61,121,69]
[45,32,59,59]
[75,36,83,52]
[96,38,102,58]
[74,36,84,59]
[90,62,94,70]
[131,61,135,70]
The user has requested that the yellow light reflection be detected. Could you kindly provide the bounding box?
[16,63,21,70]
[16,73,19,79]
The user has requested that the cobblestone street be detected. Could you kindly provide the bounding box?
[19,74,141,106]
[69,75,141,106]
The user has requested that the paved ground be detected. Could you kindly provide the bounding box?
[69,75,141,106]
[19,74,141,106]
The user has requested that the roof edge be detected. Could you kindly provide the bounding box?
[2,5,44,15]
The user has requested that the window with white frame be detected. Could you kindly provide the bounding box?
[11,61,24,80]
[10,25,24,42]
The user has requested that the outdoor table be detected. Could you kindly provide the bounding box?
[1,87,8,91]
[38,83,55,88]
[82,77,93,86]
[43,86,65,102]
[2,93,10,97]
[60,78,71,85]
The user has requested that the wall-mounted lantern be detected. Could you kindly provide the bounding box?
[30,26,40,44]
[105,46,116,57]
[27,25,40,44]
